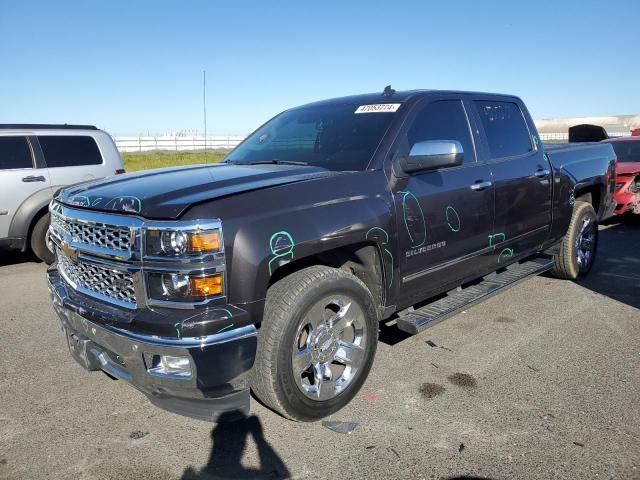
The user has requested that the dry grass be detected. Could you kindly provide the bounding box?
[122,149,229,172]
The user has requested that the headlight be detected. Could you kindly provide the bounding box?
[145,229,221,257]
[147,272,224,302]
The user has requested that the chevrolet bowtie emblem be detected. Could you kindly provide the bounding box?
[61,241,78,260]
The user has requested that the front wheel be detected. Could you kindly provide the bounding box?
[30,213,55,264]
[251,266,378,421]
[550,200,598,279]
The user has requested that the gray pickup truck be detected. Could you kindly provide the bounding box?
[47,89,616,422]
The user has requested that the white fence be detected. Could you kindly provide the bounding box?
[114,135,245,152]
[114,131,635,153]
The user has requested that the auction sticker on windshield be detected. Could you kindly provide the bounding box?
[355,103,401,114]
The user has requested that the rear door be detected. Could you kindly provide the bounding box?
[391,97,495,306]
[37,135,105,188]
[0,136,51,238]
[471,99,552,258]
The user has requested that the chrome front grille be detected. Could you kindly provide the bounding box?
[50,211,132,252]
[57,250,137,306]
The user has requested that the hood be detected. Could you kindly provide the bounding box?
[617,162,640,176]
[58,163,341,219]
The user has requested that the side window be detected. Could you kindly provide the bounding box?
[474,101,533,158]
[0,136,33,170]
[405,100,476,164]
[38,136,102,168]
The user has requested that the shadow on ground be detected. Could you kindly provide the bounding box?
[181,411,290,480]
[0,250,39,268]
[577,216,640,309]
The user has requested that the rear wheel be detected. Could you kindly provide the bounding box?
[550,201,598,279]
[251,266,378,421]
[30,213,55,264]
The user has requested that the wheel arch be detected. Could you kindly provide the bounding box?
[268,241,387,314]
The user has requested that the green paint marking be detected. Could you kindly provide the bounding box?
[445,206,461,232]
[398,191,427,247]
[365,227,389,243]
[498,247,514,263]
[488,233,506,248]
[174,322,182,340]
[365,227,394,287]
[214,308,233,318]
[268,230,295,276]
[105,195,143,213]
[217,323,234,334]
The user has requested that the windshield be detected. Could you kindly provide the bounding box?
[224,103,398,171]
[611,140,640,163]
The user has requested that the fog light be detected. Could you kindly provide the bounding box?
[190,274,223,296]
[147,354,192,378]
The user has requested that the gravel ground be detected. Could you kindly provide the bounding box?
[1,219,639,480]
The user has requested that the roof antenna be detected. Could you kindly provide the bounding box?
[382,85,396,97]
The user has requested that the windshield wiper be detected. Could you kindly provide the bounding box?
[246,160,309,166]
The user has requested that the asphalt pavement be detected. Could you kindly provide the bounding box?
[0,218,638,479]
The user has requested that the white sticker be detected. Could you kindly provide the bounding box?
[354,103,401,114]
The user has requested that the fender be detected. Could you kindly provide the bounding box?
[545,143,616,245]
[184,170,397,307]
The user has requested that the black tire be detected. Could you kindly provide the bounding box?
[251,266,378,421]
[30,213,55,264]
[550,201,598,280]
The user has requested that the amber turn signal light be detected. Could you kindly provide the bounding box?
[188,230,221,253]
[189,274,223,297]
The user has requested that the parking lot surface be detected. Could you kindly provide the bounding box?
[1,219,639,480]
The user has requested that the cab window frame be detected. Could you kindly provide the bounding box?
[0,135,36,171]
[37,135,104,169]
[390,96,479,170]
[472,99,536,162]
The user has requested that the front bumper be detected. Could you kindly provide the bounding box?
[48,269,257,421]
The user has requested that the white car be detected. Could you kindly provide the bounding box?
[0,124,125,263]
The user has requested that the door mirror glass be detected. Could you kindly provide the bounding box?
[398,140,463,174]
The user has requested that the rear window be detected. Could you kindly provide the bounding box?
[475,101,533,159]
[0,136,33,170]
[610,140,640,163]
[38,136,102,168]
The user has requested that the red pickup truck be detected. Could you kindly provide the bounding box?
[602,137,640,215]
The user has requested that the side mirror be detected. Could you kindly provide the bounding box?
[396,140,464,175]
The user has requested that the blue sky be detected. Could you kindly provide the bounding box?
[1,0,638,135]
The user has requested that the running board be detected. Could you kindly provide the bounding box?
[395,256,554,335]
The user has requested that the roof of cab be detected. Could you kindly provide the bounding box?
[293,89,521,110]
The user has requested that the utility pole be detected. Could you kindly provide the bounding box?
[203,70,207,153]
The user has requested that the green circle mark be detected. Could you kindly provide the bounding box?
[445,206,461,232]
[268,231,295,276]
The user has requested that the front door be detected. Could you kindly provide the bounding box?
[0,136,51,238]
[391,98,495,306]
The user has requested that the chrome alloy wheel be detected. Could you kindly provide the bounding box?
[575,216,596,271]
[291,296,368,401]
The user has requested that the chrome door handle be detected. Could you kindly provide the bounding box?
[534,169,550,178]
[22,175,46,182]
[470,181,492,191]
